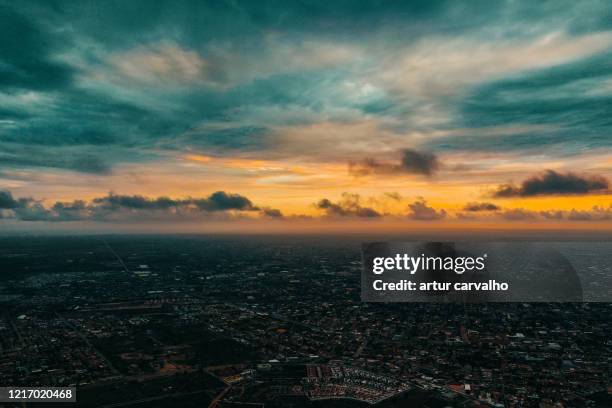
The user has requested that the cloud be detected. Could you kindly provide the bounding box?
[493,170,609,197]
[567,206,612,221]
[261,207,284,218]
[272,120,409,163]
[0,191,20,209]
[539,210,564,220]
[3,1,612,205]
[400,149,440,176]
[92,191,259,212]
[92,194,182,210]
[108,36,360,89]
[501,208,538,220]
[194,191,258,212]
[1,190,268,222]
[0,191,39,221]
[439,50,612,154]
[406,198,446,220]
[502,206,612,221]
[348,158,389,176]
[0,9,74,92]
[377,31,612,100]
[50,200,89,221]
[455,212,477,220]
[463,202,500,212]
[70,156,113,174]
[460,206,612,222]
[507,206,612,221]
[0,145,112,174]
[110,42,209,86]
[384,192,403,201]
[13,202,51,221]
[349,149,440,176]
[315,193,380,218]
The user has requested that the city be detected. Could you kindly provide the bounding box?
[0,235,609,407]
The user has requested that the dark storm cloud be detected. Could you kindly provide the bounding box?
[315,193,380,218]
[463,202,500,212]
[2,0,612,178]
[349,149,440,176]
[0,8,74,91]
[493,170,609,197]
[0,191,20,209]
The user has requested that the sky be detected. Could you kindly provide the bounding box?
[0,0,611,232]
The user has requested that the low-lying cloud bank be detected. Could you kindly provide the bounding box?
[315,193,381,218]
[457,206,612,221]
[313,194,446,220]
[493,170,609,197]
[0,190,283,222]
[313,193,612,222]
[2,189,610,224]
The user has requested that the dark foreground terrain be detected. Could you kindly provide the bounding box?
[0,235,610,407]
